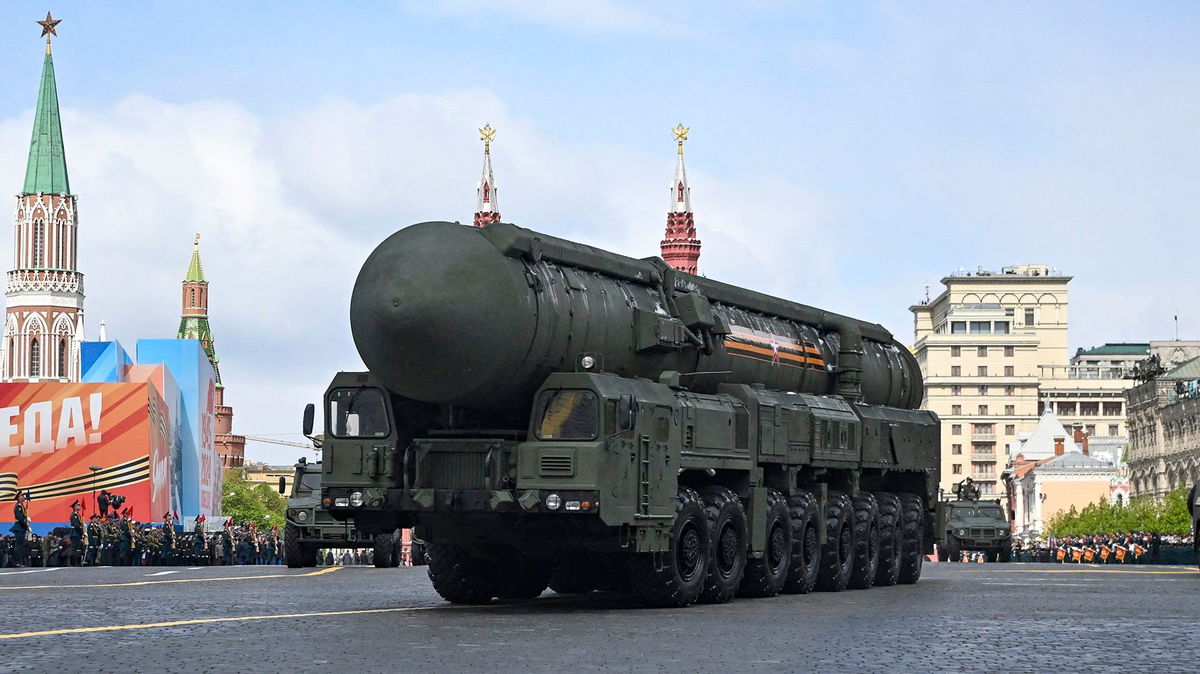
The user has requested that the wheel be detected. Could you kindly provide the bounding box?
[628,488,709,608]
[897,493,925,584]
[284,524,316,568]
[426,542,497,604]
[816,490,854,592]
[942,536,960,564]
[411,540,427,566]
[698,487,747,604]
[873,492,902,586]
[783,490,820,594]
[494,550,551,600]
[848,492,880,590]
[549,562,600,595]
[373,533,394,568]
[997,546,1012,563]
[390,538,402,567]
[738,489,791,598]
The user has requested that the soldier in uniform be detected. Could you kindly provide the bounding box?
[191,514,209,564]
[9,490,31,567]
[160,512,176,566]
[68,500,86,567]
[117,509,137,566]
[221,520,235,565]
[85,514,102,565]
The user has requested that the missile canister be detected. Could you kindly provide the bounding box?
[350,221,922,412]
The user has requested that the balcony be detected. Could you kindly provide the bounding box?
[6,269,83,294]
[971,433,997,441]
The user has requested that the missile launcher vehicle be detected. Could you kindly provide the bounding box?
[312,221,940,607]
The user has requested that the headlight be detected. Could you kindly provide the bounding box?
[334,497,349,507]
[297,511,308,522]
[998,529,1009,537]
[580,355,596,370]
[350,491,364,507]
[956,528,968,536]
[545,493,561,510]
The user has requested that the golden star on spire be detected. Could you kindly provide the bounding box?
[672,123,690,155]
[479,123,497,153]
[37,12,62,53]
[194,233,201,250]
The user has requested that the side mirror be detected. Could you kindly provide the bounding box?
[617,394,635,432]
[278,476,287,495]
[302,403,315,436]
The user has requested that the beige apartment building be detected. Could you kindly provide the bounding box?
[909,265,1143,502]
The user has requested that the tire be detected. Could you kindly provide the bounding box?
[549,562,600,595]
[816,490,854,592]
[373,533,394,568]
[783,490,820,595]
[897,493,925,584]
[848,492,880,590]
[873,492,902,587]
[943,535,960,564]
[494,550,551,600]
[628,488,709,608]
[411,540,427,566]
[738,489,791,598]
[284,524,315,568]
[698,487,747,604]
[426,542,497,604]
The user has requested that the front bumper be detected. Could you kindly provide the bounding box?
[322,487,602,515]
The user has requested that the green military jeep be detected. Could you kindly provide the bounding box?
[934,479,1012,562]
[281,457,396,567]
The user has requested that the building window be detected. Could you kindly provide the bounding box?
[950,346,961,357]
[1004,345,1014,357]
[1108,424,1119,436]
[978,404,988,415]
[1103,402,1122,416]
[972,423,994,435]
[977,366,988,376]
[951,386,961,396]
[1024,308,1035,325]
[951,321,966,334]
[951,404,962,415]
[969,321,991,334]
[952,464,962,475]
[1080,402,1099,416]
[952,444,962,455]
[29,338,39,377]
[978,385,988,395]
[1004,366,1015,377]
[994,321,1010,334]
[977,346,988,357]
[951,424,962,435]
[1005,405,1015,415]
[1005,386,1015,396]
[58,338,66,378]
[1085,424,1095,436]
[1005,424,1016,435]
[33,220,45,267]
[951,366,961,377]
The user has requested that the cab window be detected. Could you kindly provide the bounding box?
[329,388,390,438]
[535,389,598,441]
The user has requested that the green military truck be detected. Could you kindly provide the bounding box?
[311,221,940,607]
[934,479,1012,562]
[281,457,402,568]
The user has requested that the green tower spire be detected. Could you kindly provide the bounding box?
[23,45,71,195]
[186,233,206,282]
[178,234,222,386]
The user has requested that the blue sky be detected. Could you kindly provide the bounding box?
[1,1,1198,463]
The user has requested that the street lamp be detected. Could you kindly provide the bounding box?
[89,465,102,515]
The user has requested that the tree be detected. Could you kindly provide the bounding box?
[221,468,287,529]
[1044,487,1193,536]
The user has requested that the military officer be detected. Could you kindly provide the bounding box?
[190,514,209,564]
[160,511,176,565]
[68,500,86,567]
[117,509,137,566]
[85,514,102,565]
[9,490,31,567]
[221,520,235,565]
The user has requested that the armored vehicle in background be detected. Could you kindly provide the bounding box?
[935,479,1012,562]
[282,457,398,568]
[312,221,940,607]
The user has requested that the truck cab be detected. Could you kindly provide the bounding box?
[935,479,1012,562]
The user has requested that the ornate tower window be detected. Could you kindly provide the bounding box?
[29,338,39,377]
[33,219,45,267]
[57,336,66,377]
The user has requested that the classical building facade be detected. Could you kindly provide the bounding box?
[177,236,245,468]
[472,124,500,228]
[2,34,84,382]
[1126,356,1200,499]
[660,124,701,274]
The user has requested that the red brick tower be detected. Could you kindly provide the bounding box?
[660,124,701,275]
[473,124,501,228]
[3,16,86,382]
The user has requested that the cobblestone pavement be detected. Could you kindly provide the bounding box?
[0,562,1196,673]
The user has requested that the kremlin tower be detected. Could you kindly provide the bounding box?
[473,124,501,227]
[178,235,245,468]
[660,124,701,275]
[2,14,85,382]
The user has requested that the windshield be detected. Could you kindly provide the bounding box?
[295,470,321,494]
[534,389,598,441]
[951,506,1005,519]
[329,388,390,438]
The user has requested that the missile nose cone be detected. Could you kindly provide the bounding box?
[350,222,534,407]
